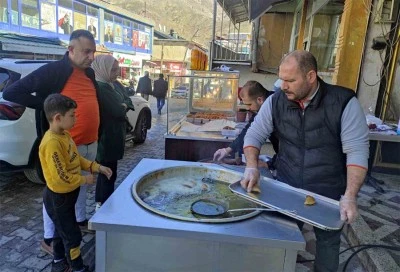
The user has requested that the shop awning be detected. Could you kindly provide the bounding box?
[216,0,292,23]
[0,34,67,55]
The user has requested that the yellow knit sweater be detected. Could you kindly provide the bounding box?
[39,130,100,193]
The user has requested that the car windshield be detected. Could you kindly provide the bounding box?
[0,69,20,93]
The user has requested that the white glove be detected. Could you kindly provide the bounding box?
[213,148,229,161]
[240,167,260,193]
[340,196,358,224]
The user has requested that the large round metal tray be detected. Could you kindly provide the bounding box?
[132,165,260,223]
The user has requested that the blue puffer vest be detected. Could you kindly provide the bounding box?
[272,79,355,200]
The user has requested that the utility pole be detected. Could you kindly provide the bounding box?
[210,0,217,70]
[160,42,164,74]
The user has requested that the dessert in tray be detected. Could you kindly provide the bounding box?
[187,112,230,120]
[186,112,235,124]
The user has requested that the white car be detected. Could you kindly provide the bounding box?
[0,59,151,184]
[170,85,189,98]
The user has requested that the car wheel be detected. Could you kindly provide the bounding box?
[133,111,148,144]
[24,154,45,184]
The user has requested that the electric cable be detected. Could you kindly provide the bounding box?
[296,244,400,272]
[342,244,400,272]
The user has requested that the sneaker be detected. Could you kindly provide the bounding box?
[77,220,94,234]
[40,240,54,256]
[51,258,71,272]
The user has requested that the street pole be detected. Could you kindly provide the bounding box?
[210,0,217,70]
[160,42,164,75]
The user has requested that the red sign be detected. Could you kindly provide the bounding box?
[168,63,182,72]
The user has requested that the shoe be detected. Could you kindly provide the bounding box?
[158,109,161,115]
[51,258,71,272]
[40,240,54,256]
[77,220,94,234]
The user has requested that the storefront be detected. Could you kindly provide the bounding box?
[142,60,188,77]
[0,33,66,59]
[113,52,150,86]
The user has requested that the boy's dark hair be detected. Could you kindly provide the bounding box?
[242,80,271,99]
[44,94,77,122]
[70,29,95,43]
[159,73,164,78]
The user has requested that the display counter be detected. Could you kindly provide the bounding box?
[165,72,242,161]
[89,159,305,272]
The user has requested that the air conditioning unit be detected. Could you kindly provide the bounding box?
[374,0,399,23]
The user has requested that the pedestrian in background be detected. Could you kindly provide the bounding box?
[136,70,152,101]
[241,50,369,272]
[3,29,100,255]
[92,54,129,211]
[152,73,168,115]
[40,94,111,272]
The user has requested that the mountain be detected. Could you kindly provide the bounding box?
[111,0,250,47]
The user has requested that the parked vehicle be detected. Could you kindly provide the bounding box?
[0,59,151,184]
[170,85,189,98]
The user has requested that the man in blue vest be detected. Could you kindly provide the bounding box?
[241,50,369,272]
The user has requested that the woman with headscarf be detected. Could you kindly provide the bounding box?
[92,55,127,210]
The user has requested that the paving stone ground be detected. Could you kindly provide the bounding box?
[1,96,399,272]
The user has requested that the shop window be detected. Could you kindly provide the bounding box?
[308,1,343,72]
[123,19,130,27]
[73,11,85,31]
[138,24,145,31]
[132,22,138,29]
[73,1,85,13]
[40,1,56,32]
[87,5,98,17]
[59,0,72,8]
[114,15,122,24]
[104,12,113,21]
[0,0,7,23]
[21,0,39,29]
[11,0,18,25]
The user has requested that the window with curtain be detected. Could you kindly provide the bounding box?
[59,0,72,8]
[21,0,39,29]
[0,0,8,23]
[87,5,98,17]
[11,0,18,25]
[40,0,56,32]
[308,2,343,72]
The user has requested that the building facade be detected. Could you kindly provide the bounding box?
[0,0,154,81]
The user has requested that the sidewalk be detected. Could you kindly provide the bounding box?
[0,94,399,272]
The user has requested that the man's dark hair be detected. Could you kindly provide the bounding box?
[44,94,77,122]
[70,29,95,43]
[282,50,318,75]
[159,73,164,78]
[241,80,271,99]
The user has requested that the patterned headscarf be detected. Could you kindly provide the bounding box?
[91,54,117,88]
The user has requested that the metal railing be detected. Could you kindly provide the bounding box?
[211,40,251,64]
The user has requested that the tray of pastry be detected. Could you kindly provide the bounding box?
[186,112,235,124]
[229,178,344,230]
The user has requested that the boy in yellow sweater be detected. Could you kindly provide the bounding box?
[40,94,112,272]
